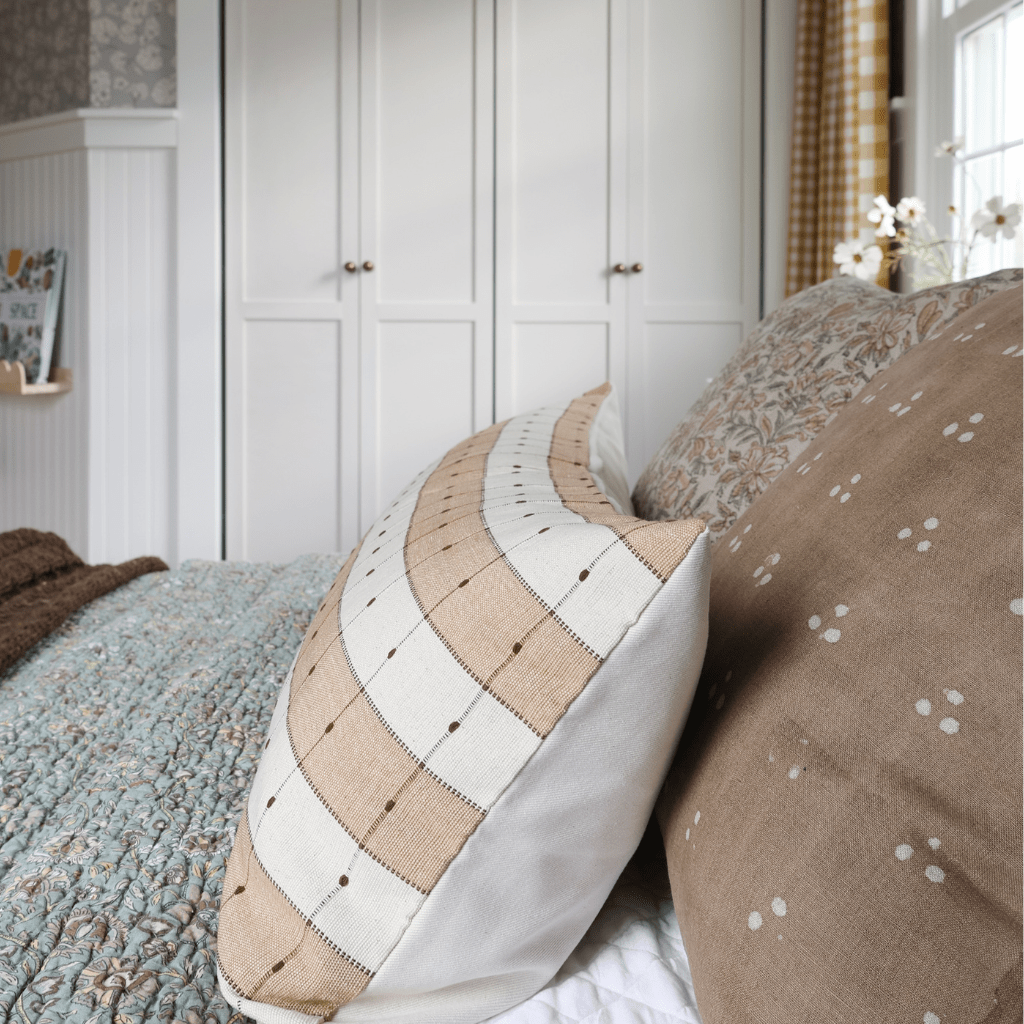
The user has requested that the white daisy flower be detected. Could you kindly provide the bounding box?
[972,197,1022,240]
[934,138,964,157]
[867,195,897,237]
[895,196,926,225]
[833,239,883,280]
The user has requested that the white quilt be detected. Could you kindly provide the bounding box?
[488,864,703,1024]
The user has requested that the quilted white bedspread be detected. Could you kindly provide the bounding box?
[489,863,703,1024]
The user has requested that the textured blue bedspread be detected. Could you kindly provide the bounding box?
[0,555,344,1024]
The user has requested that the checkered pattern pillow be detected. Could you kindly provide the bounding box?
[216,384,711,1024]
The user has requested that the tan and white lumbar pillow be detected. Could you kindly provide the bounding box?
[217,383,710,1024]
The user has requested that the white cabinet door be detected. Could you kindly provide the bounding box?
[494,0,629,421]
[494,0,761,487]
[359,0,494,528]
[226,0,492,560]
[624,0,761,480]
[225,0,360,561]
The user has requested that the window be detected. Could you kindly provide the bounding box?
[912,0,1023,279]
[955,2,1023,274]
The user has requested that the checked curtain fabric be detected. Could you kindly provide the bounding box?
[785,0,891,296]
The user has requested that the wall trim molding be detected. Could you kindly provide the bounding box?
[175,2,223,562]
[0,108,178,162]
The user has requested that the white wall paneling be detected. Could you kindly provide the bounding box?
[0,109,179,566]
[0,149,90,555]
[86,145,176,565]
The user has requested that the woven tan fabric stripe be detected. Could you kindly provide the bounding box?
[406,424,599,737]
[785,0,889,297]
[289,640,483,891]
[550,390,706,580]
[482,613,602,734]
[219,811,371,1016]
[304,543,362,647]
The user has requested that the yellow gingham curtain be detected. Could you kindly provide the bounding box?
[785,0,890,296]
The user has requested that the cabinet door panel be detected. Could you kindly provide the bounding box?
[642,321,742,461]
[243,321,340,562]
[227,0,762,559]
[495,0,628,424]
[376,322,476,507]
[226,0,359,560]
[625,0,761,483]
[511,0,611,306]
[361,0,494,529]
[377,0,478,304]
[240,0,341,302]
[510,323,609,415]
[643,0,745,307]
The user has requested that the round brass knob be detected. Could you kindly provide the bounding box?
[631,263,643,273]
[362,260,375,271]
[344,262,357,273]
[612,263,626,273]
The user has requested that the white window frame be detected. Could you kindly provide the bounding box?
[909,0,1021,248]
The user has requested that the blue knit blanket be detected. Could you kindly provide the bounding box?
[0,555,344,1024]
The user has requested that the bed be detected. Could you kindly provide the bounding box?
[1,268,1019,1024]
[0,555,702,1024]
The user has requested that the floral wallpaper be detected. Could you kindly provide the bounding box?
[0,2,89,125]
[88,0,176,110]
[0,0,175,127]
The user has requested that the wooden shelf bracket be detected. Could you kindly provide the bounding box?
[0,360,73,395]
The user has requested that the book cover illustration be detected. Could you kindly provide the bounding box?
[0,248,67,384]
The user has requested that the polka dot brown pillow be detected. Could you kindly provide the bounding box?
[657,286,1023,1024]
[633,268,1023,540]
[216,384,711,1023]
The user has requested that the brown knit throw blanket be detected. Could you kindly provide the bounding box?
[0,528,168,676]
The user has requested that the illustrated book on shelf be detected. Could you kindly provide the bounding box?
[0,247,67,385]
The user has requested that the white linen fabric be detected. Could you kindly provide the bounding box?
[487,863,703,1024]
[587,385,633,516]
[220,865,705,1024]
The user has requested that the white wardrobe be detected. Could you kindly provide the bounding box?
[225,0,761,563]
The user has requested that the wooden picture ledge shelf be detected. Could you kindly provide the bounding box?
[0,360,73,395]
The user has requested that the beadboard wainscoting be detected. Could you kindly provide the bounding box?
[0,109,178,565]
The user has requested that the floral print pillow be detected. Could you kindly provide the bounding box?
[632,268,1023,537]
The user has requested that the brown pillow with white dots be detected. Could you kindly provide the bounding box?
[216,383,711,1024]
[657,286,1023,1024]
